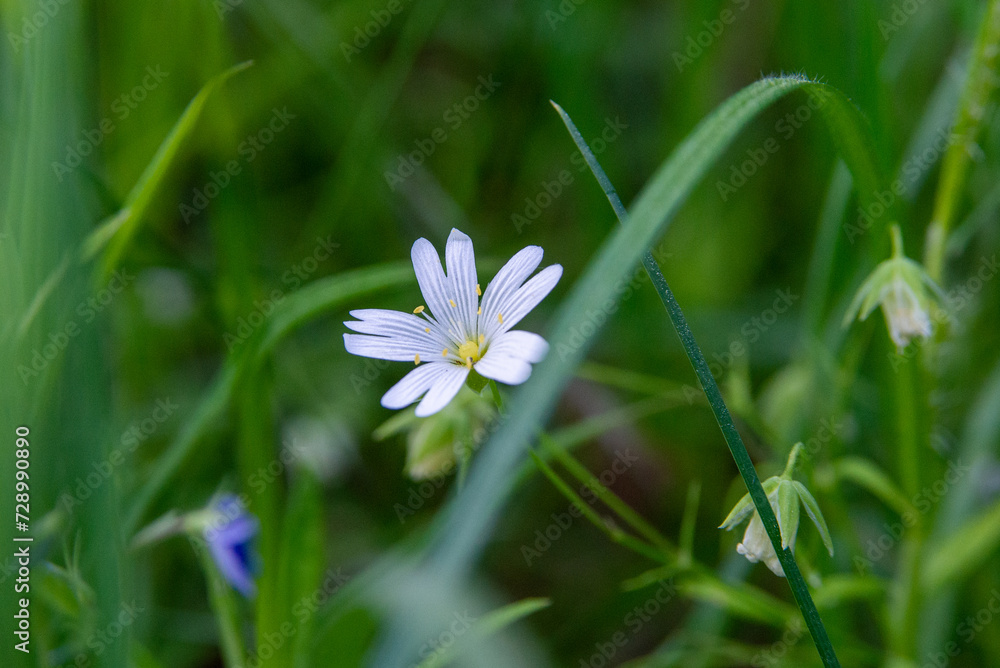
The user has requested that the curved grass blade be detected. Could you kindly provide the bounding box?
[125,262,414,535]
[372,75,882,667]
[83,61,253,275]
[414,598,551,668]
[552,97,845,667]
[924,496,1000,592]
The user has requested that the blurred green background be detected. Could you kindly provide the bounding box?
[2,0,1000,666]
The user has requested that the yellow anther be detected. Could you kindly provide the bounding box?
[476,283,482,296]
[457,340,480,363]
[413,305,425,314]
[465,358,473,369]
[449,299,456,307]
[477,306,481,315]
[414,354,421,365]
[442,349,448,357]
[498,313,504,324]
[479,334,485,343]
[424,327,430,333]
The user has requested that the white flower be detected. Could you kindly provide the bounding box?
[720,444,833,578]
[878,276,932,350]
[843,224,943,352]
[736,489,792,577]
[344,229,562,417]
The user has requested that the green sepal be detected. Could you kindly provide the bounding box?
[776,480,801,550]
[792,480,834,556]
[720,476,780,530]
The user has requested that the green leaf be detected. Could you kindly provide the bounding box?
[193,535,248,668]
[83,61,253,276]
[721,477,781,530]
[679,576,797,629]
[777,481,800,550]
[125,261,414,536]
[832,456,912,517]
[377,75,881,667]
[924,496,1000,592]
[539,434,674,554]
[792,481,834,556]
[528,450,666,564]
[414,598,551,668]
[256,261,414,357]
[924,0,1000,280]
[810,574,886,610]
[281,473,327,667]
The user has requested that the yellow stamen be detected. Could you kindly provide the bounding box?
[477,306,481,315]
[457,340,481,364]
[476,283,482,296]
[413,305,425,314]
[498,313,504,324]
[424,327,430,333]
[449,299,456,307]
[465,358,473,369]
[442,349,449,357]
[479,334,485,343]
[414,354,421,365]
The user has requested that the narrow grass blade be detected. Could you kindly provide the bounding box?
[539,434,674,554]
[415,598,551,668]
[373,75,877,667]
[125,262,414,535]
[529,450,667,564]
[924,0,1000,279]
[83,61,253,275]
[552,98,845,666]
[924,496,1000,592]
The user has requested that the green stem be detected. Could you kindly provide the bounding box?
[782,442,804,479]
[539,434,675,553]
[193,536,248,668]
[553,101,841,668]
[888,351,926,662]
[529,450,669,564]
[923,0,1000,280]
[488,379,505,414]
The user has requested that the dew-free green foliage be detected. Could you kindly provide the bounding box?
[2,1,1000,667]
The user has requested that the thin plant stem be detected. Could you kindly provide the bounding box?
[539,434,675,553]
[488,379,505,414]
[529,451,670,564]
[553,101,842,668]
[888,352,926,661]
[924,0,1000,280]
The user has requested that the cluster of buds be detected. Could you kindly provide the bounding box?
[373,385,497,479]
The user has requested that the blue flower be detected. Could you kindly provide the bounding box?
[203,495,259,597]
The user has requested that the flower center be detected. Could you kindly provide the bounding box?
[457,340,481,365]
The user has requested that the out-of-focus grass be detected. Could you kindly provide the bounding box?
[1,0,999,666]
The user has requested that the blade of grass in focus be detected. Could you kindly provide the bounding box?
[551,99,846,666]
[370,74,886,668]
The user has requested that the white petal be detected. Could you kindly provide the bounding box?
[415,365,470,417]
[484,264,562,338]
[479,246,543,332]
[411,237,465,340]
[381,363,455,409]
[345,309,449,347]
[445,229,478,340]
[344,333,440,362]
[488,330,549,362]
[474,352,532,385]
